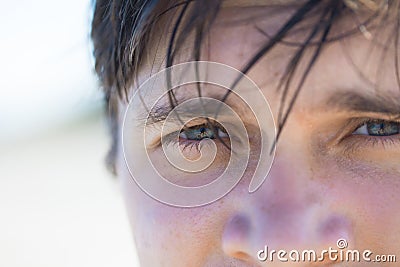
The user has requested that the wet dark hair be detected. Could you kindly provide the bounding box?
[91,0,399,173]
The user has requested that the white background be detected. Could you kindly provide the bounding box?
[0,0,139,266]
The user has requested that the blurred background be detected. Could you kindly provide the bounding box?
[0,0,139,266]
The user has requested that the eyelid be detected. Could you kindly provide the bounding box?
[146,120,226,149]
[347,117,400,134]
[144,122,180,149]
[339,133,400,157]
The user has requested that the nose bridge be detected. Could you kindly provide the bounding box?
[222,143,354,265]
[249,148,320,244]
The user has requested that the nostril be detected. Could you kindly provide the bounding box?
[233,251,252,262]
[222,214,253,261]
[318,215,352,245]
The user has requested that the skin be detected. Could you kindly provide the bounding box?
[115,4,400,267]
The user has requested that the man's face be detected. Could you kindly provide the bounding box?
[116,5,400,266]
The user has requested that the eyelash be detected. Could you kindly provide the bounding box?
[353,119,400,135]
[343,118,400,150]
[159,118,400,156]
[161,122,229,153]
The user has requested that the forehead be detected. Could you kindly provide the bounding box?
[132,2,399,112]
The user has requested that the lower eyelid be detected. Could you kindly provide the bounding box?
[339,134,400,156]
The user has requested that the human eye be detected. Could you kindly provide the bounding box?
[165,118,230,154]
[322,117,400,167]
[151,117,234,185]
[179,121,229,141]
[352,119,400,136]
[339,118,400,154]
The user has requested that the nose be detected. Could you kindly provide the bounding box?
[221,147,353,266]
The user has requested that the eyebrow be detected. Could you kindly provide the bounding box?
[327,91,400,116]
[143,97,223,126]
[143,91,245,125]
[144,90,400,125]
[145,104,174,125]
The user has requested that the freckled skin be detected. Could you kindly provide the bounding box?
[117,6,400,267]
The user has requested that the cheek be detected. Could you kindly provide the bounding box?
[119,164,232,264]
[315,162,400,248]
[147,147,228,187]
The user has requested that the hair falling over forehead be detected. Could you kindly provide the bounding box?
[343,0,387,11]
[91,0,400,173]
